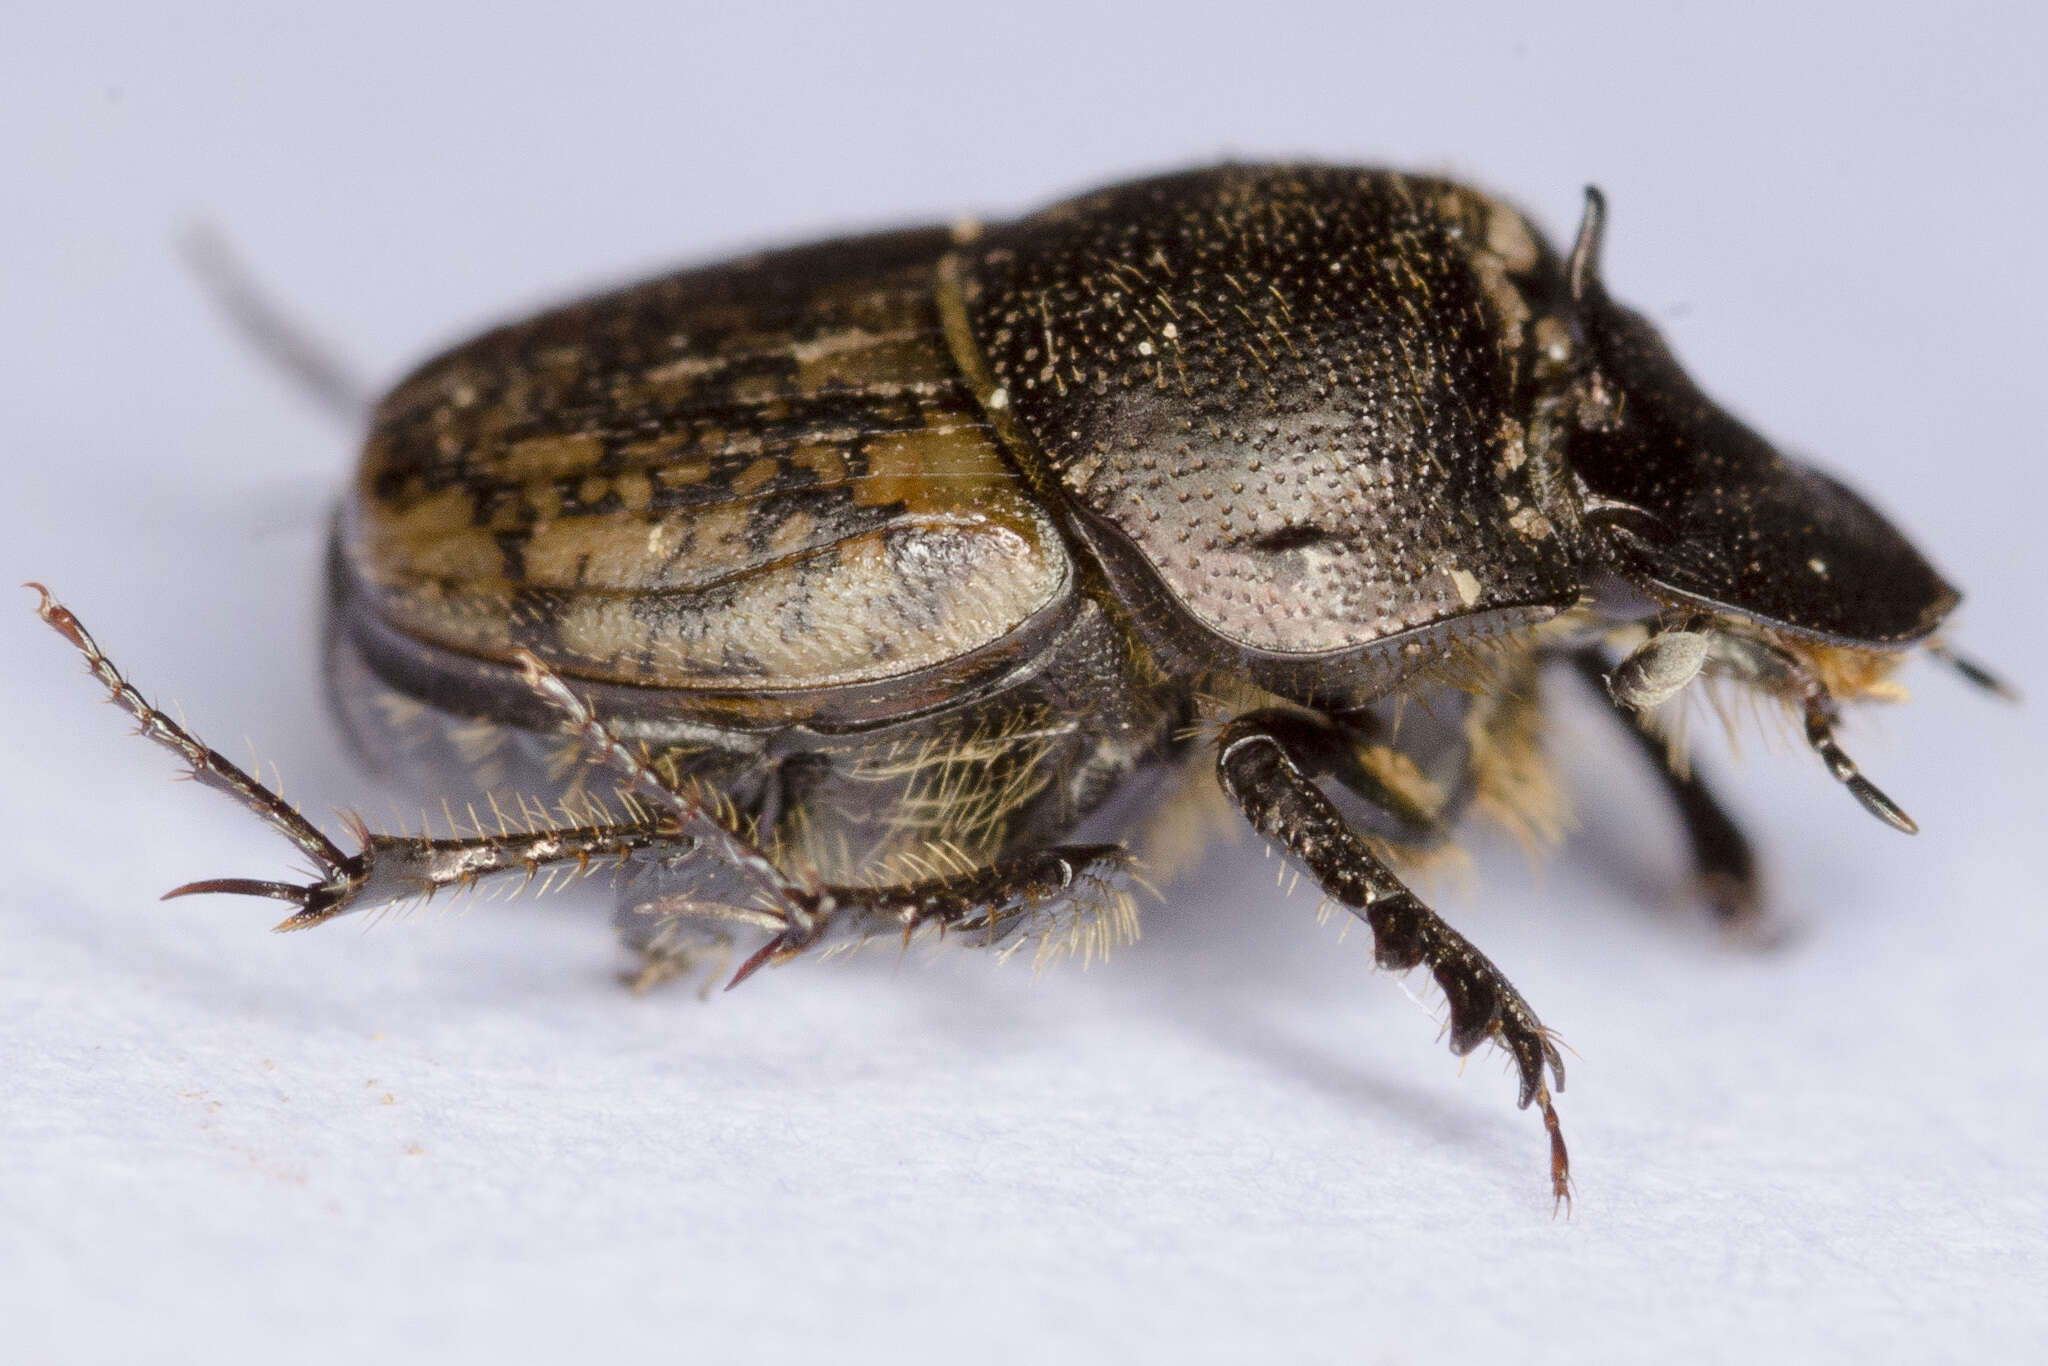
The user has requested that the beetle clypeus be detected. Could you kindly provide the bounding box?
[38,165,2005,1208]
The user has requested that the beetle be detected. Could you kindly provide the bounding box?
[35,164,2003,1208]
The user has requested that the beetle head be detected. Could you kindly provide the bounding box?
[1561,189,1993,833]
[1563,187,1959,656]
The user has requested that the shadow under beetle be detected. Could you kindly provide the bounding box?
[38,165,2007,1208]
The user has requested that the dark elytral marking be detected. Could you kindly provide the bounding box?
[1215,714,1571,1211]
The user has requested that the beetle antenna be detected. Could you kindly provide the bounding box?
[1607,627,1710,713]
[1926,642,2020,702]
[181,222,371,423]
[1567,186,1608,307]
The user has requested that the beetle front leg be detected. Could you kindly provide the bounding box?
[1215,712,1571,1209]
[1565,646,1761,924]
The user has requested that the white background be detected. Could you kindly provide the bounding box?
[4,4,2043,1362]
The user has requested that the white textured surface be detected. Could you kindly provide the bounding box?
[4,6,2043,1362]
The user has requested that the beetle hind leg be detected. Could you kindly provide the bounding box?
[1215,711,1571,1210]
[32,585,359,908]
[32,586,784,931]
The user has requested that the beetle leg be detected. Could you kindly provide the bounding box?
[490,654,1137,982]
[1695,633,1919,835]
[502,650,827,916]
[695,843,1134,987]
[1238,707,1449,844]
[1215,713,1571,1211]
[1565,646,1761,924]
[30,586,789,931]
[32,584,357,883]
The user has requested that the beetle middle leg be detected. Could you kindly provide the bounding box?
[1215,709,1571,1209]
[678,841,1134,987]
[1564,646,1761,925]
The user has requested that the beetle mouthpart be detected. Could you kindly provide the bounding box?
[1801,699,1917,835]
[1927,642,2021,703]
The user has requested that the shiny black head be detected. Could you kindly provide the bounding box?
[1557,188,2002,836]
[1563,188,1959,650]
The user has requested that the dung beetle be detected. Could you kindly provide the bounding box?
[36,164,2005,1208]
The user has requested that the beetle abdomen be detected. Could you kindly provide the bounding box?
[342,227,1071,706]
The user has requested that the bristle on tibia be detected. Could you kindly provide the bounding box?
[1003,875,1142,973]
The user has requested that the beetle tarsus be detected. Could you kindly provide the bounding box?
[1539,1084,1573,1216]
[33,585,685,926]
[31,582,354,876]
[1216,714,1569,1199]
